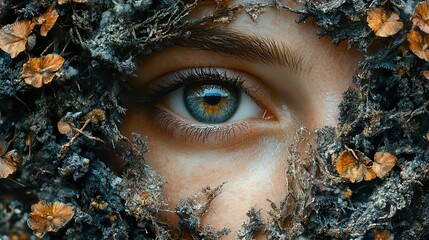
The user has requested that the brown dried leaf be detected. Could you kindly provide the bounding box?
[408,30,429,61]
[373,229,393,240]
[372,151,396,178]
[336,150,376,183]
[336,150,356,176]
[0,20,35,58]
[367,8,403,37]
[0,138,7,156]
[90,196,109,210]
[86,109,106,124]
[22,54,65,88]
[37,5,59,37]
[27,201,75,238]
[57,121,73,135]
[0,150,19,178]
[8,232,30,240]
[413,2,429,34]
[363,165,377,181]
[57,0,88,4]
[421,70,429,80]
[344,188,352,199]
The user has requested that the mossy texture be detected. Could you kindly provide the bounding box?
[0,0,428,239]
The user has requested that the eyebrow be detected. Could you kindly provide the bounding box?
[174,26,307,72]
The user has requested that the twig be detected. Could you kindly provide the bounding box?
[72,127,106,143]
[7,178,26,187]
[15,96,31,112]
[58,118,105,158]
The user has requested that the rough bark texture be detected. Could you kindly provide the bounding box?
[0,0,428,239]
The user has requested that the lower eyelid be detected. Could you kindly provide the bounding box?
[152,106,279,147]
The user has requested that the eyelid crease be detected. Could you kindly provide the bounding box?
[175,26,308,73]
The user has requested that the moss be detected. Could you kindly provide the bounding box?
[1,0,429,239]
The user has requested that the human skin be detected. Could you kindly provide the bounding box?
[122,0,361,238]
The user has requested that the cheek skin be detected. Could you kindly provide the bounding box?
[122,112,291,236]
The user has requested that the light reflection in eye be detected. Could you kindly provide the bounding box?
[163,81,265,124]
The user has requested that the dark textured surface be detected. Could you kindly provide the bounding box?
[0,0,428,239]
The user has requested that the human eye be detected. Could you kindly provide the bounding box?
[138,67,277,145]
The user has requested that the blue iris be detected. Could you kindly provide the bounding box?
[184,83,240,123]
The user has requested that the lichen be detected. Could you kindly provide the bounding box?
[0,0,429,239]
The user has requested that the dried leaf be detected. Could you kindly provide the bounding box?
[8,232,30,240]
[106,214,117,221]
[57,121,73,135]
[336,150,376,183]
[372,151,396,178]
[85,109,106,124]
[344,188,352,199]
[91,196,109,210]
[37,5,59,37]
[373,229,393,240]
[27,201,75,238]
[0,20,35,58]
[336,150,356,176]
[0,138,7,156]
[22,54,65,88]
[408,30,429,61]
[421,70,429,80]
[367,8,403,37]
[413,2,429,34]
[57,0,88,4]
[0,150,19,178]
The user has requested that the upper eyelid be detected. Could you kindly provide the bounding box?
[138,67,262,106]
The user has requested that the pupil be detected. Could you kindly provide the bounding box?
[204,94,222,105]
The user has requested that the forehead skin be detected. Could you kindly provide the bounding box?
[141,0,361,127]
[123,1,361,239]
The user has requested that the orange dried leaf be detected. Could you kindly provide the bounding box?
[22,54,65,88]
[363,165,377,181]
[372,151,396,178]
[0,150,19,178]
[37,5,59,37]
[0,20,35,58]
[367,8,403,37]
[421,70,429,80]
[408,30,429,61]
[57,0,88,4]
[8,232,30,240]
[57,121,73,135]
[337,150,376,183]
[344,188,353,199]
[27,201,74,238]
[106,214,117,221]
[413,2,429,34]
[337,150,357,176]
[25,135,32,146]
[374,229,393,240]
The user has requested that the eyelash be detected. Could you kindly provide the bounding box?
[139,67,267,144]
[140,67,259,106]
[153,108,255,143]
